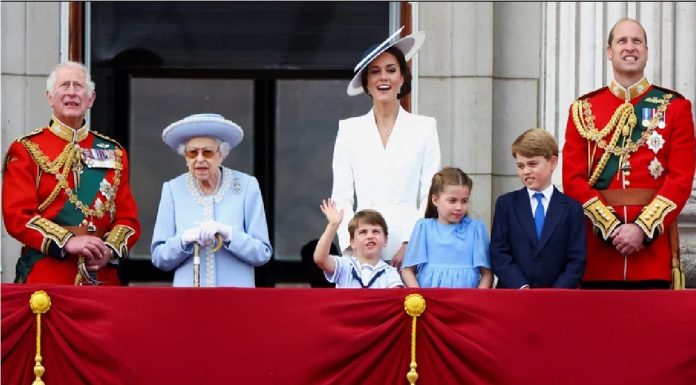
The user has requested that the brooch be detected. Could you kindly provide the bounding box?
[232,177,242,194]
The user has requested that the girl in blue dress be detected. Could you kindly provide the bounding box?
[401,167,493,288]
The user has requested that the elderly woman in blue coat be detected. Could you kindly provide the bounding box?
[151,113,272,287]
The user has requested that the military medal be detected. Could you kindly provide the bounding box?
[641,107,652,128]
[81,218,97,232]
[658,110,666,129]
[649,158,664,179]
[100,179,115,200]
[647,131,665,154]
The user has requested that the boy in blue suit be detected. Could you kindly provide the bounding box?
[490,128,586,288]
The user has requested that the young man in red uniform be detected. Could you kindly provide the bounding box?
[2,61,140,285]
[562,18,696,289]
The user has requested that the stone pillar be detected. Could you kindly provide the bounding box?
[417,2,495,228]
[491,3,543,205]
[1,2,61,282]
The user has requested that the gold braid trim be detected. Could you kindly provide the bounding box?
[572,94,672,186]
[635,195,677,239]
[26,216,73,248]
[20,139,123,219]
[21,139,80,211]
[104,224,136,258]
[582,197,621,241]
[92,131,124,147]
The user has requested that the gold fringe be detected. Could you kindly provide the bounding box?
[30,290,51,385]
[404,294,426,385]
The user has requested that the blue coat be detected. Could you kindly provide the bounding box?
[151,167,272,287]
[490,187,586,288]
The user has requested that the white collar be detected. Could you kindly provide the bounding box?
[348,255,388,272]
[527,184,554,202]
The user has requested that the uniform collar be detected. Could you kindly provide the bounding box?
[609,77,650,101]
[49,116,90,143]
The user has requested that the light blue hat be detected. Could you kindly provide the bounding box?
[162,113,243,151]
[346,26,426,96]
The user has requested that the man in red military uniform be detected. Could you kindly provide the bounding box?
[562,18,696,289]
[2,61,140,285]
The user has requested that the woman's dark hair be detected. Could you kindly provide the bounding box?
[360,46,412,99]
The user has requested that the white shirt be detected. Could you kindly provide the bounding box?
[324,255,404,288]
[527,184,554,218]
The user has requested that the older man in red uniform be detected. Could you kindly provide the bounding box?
[562,18,696,289]
[2,61,140,285]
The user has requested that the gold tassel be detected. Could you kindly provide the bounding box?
[672,264,685,290]
[404,294,426,385]
[30,290,52,385]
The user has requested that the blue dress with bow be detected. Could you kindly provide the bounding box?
[402,216,490,288]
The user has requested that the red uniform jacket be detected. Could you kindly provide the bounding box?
[562,79,695,282]
[2,118,140,284]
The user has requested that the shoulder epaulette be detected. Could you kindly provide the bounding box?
[92,131,124,148]
[15,127,46,142]
[652,85,685,99]
[577,86,608,101]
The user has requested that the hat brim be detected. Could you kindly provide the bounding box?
[162,115,244,151]
[346,30,426,96]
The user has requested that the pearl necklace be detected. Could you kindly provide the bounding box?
[186,167,233,287]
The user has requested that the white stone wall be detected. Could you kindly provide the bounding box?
[418,2,494,228]
[418,2,543,230]
[1,2,61,282]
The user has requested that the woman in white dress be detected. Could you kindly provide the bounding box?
[331,27,441,268]
[151,113,272,287]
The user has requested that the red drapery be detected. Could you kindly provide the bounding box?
[3,284,696,385]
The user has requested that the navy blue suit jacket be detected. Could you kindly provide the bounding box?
[490,186,586,288]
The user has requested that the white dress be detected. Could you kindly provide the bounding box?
[331,106,441,260]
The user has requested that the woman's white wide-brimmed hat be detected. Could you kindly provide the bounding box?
[346,26,426,96]
[162,113,244,151]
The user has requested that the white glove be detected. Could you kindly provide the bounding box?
[180,226,201,248]
[198,221,233,246]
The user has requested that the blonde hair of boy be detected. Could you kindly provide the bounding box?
[511,128,558,159]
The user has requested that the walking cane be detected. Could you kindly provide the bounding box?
[193,234,224,287]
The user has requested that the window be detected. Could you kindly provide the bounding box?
[90,2,390,285]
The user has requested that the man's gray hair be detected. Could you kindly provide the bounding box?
[46,61,96,95]
[177,137,231,160]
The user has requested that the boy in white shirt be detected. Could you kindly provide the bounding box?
[314,199,404,288]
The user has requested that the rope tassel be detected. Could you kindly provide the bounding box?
[404,294,426,385]
[30,290,52,385]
